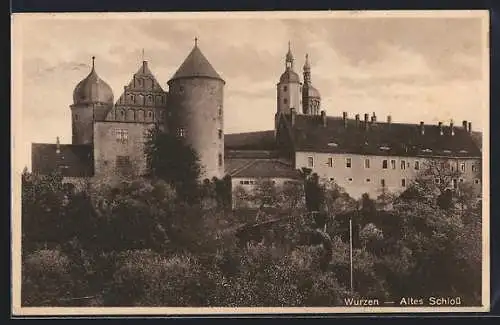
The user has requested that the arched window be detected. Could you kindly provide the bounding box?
[127,109,135,121]
[117,109,125,121]
[136,94,144,105]
[129,94,135,104]
[137,110,145,121]
[283,85,288,92]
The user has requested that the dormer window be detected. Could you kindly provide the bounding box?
[459,150,469,154]
[422,149,433,153]
[379,146,391,151]
[327,142,338,147]
[443,149,452,154]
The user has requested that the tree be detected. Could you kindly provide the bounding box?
[22,170,68,251]
[144,125,202,202]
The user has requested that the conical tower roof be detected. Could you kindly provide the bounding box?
[169,40,224,82]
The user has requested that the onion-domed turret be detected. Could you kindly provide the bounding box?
[73,56,114,106]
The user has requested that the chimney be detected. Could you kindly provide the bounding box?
[462,120,468,129]
[419,121,425,135]
[342,112,348,128]
[438,122,443,135]
[372,112,377,123]
[291,108,296,126]
[321,110,327,127]
[450,120,455,136]
[355,114,360,127]
[364,113,369,130]
[468,122,472,133]
[387,115,392,124]
[56,136,61,154]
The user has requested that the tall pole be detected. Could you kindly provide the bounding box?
[349,216,353,294]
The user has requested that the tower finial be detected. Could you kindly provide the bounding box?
[288,41,291,51]
[91,56,95,70]
[141,48,145,62]
[195,37,198,47]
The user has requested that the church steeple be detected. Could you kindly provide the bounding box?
[303,53,311,84]
[285,41,294,70]
[301,53,321,115]
[277,42,301,115]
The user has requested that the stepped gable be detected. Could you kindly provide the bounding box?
[31,143,94,177]
[282,114,481,158]
[106,60,168,122]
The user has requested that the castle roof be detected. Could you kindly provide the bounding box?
[225,157,302,179]
[169,43,224,82]
[225,130,276,150]
[31,143,94,177]
[73,57,114,107]
[282,114,481,158]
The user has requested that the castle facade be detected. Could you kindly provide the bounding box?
[31,41,482,203]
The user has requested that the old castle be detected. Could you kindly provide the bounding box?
[32,40,482,203]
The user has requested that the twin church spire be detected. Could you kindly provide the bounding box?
[278,42,321,116]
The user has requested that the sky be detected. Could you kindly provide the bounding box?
[12,11,489,172]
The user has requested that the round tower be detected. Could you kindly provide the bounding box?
[71,56,114,144]
[167,39,225,180]
[277,42,302,115]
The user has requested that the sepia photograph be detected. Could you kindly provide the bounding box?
[11,10,490,315]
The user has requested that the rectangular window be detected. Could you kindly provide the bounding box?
[364,158,370,169]
[327,157,333,168]
[307,156,314,168]
[116,155,131,169]
[401,160,406,170]
[414,161,420,170]
[218,129,223,139]
[452,179,458,189]
[177,128,186,137]
[115,128,128,143]
[390,159,396,169]
[460,163,466,172]
[472,164,478,172]
[474,179,480,184]
[381,179,386,187]
[382,160,388,169]
[218,105,223,117]
[346,158,352,168]
[218,153,223,167]
[401,178,406,187]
